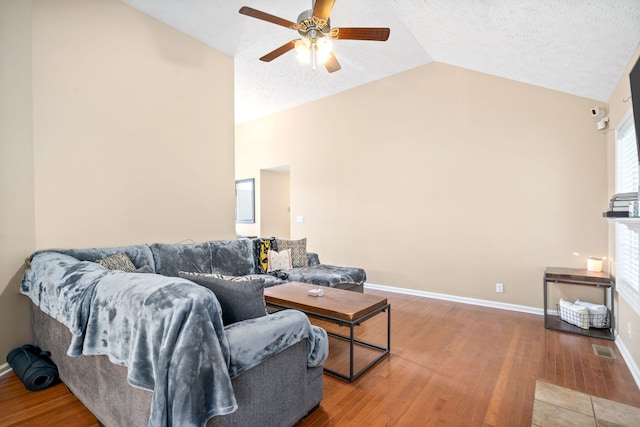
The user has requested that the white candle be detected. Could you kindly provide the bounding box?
[587,257,603,272]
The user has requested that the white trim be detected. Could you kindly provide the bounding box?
[0,363,12,378]
[616,337,640,391]
[363,283,543,316]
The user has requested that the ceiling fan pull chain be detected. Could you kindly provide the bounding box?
[311,42,317,71]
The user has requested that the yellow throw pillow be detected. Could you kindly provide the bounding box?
[253,238,276,274]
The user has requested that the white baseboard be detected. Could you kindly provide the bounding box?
[364,282,544,316]
[615,337,640,391]
[0,363,12,378]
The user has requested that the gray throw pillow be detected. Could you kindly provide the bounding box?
[275,238,308,268]
[95,252,137,272]
[178,271,266,326]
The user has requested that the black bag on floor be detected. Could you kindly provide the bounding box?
[7,344,59,391]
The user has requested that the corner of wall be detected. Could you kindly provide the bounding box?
[0,0,36,358]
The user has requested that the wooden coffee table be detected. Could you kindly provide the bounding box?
[264,282,390,382]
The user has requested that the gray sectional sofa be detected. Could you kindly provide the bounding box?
[20,238,366,427]
[53,237,366,291]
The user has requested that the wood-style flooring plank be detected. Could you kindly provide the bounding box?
[0,376,98,427]
[0,289,639,427]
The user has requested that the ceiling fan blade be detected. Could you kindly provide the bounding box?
[324,53,341,73]
[330,27,391,41]
[259,40,298,62]
[239,6,297,29]
[312,0,336,20]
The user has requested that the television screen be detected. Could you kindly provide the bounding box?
[630,55,640,162]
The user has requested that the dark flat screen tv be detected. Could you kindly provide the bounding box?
[630,54,640,162]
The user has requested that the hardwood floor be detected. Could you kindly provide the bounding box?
[0,373,98,426]
[302,290,640,426]
[1,289,639,426]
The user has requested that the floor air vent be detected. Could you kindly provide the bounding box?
[592,344,616,359]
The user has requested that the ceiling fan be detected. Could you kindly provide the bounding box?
[239,0,390,73]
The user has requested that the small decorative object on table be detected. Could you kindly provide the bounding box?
[307,288,324,297]
[587,257,603,272]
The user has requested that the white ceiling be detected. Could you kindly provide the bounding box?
[122,0,640,124]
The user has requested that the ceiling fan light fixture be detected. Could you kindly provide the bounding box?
[316,38,333,64]
[294,39,312,64]
[295,37,333,67]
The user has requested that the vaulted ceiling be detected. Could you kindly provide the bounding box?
[122,0,640,124]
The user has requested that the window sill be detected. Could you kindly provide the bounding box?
[607,217,640,233]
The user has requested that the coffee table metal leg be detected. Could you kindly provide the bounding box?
[385,305,391,351]
[323,305,390,382]
[350,322,355,380]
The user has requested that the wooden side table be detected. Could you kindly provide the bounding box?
[543,267,615,340]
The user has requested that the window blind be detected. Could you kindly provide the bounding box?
[615,110,640,314]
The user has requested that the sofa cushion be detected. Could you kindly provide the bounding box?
[252,237,277,274]
[192,273,285,287]
[276,238,308,268]
[244,274,286,287]
[186,273,256,282]
[95,252,137,272]
[307,252,320,266]
[268,249,292,272]
[284,264,367,288]
[209,239,255,276]
[53,245,155,271]
[149,242,212,277]
[178,271,266,326]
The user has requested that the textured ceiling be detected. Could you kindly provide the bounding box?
[122,0,640,124]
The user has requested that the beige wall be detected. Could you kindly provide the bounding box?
[237,62,608,308]
[0,1,36,360]
[32,0,236,249]
[260,170,290,239]
[0,0,236,357]
[607,43,640,381]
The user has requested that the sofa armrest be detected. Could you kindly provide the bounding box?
[225,309,328,378]
[307,252,320,266]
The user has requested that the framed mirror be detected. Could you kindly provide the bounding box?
[235,178,255,223]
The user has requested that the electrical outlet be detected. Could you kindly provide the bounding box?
[496,283,504,293]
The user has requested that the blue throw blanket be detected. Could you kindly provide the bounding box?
[226,309,327,378]
[21,252,329,427]
[22,252,236,426]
